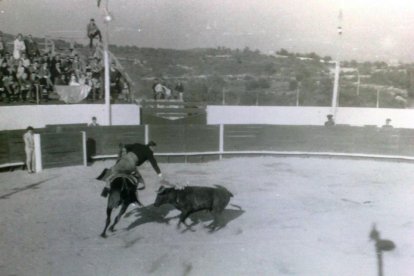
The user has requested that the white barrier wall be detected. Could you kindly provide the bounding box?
[2,104,414,130]
[0,104,140,130]
[207,106,414,128]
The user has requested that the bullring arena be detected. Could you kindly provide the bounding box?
[1,156,413,275]
[1,104,414,276]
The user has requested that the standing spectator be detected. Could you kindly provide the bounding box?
[87,18,102,48]
[152,80,164,100]
[110,61,122,97]
[324,114,335,126]
[88,116,99,127]
[50,54,62,84]
[13,33,26,60]
[71,55,84,78]
[24,35,40,59]
[175,81,184,100]
[0,32,6,56]
[23,126,35,173]
[90,57,103,99]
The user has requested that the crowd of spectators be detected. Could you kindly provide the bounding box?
[0,30,126,104]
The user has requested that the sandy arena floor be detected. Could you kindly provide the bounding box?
[0,157,413,276]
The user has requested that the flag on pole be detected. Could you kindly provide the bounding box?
[97,0,101,7]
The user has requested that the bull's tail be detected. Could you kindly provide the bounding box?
[214,185,234,197]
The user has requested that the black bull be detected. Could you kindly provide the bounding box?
[100,176,143,238]
[154,185,235,230]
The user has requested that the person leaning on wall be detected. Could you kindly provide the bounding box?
[23,126,35,173]
[382,118,393,129]
[324,114,335,127]
[88,116,100,127]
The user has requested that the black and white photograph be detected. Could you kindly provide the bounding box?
[0,1,413,275]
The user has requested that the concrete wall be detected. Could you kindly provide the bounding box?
[207,106,414,128]
[2,104,414,130]
[0,104,140,130]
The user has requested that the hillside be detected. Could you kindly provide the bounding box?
[110,45,413,108]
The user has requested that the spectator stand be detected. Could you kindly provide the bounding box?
[94,41,135,102]
[0,32,134,106]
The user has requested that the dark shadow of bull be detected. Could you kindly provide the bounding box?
[100,176,143,238]
[153,185,243,232]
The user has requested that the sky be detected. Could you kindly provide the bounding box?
[1,0,414,62]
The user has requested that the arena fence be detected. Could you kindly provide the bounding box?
[1,124,414,172]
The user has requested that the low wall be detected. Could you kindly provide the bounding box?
[0,130,26,166]
[0,104,140,130]
[224,125,414,157]
[207,106,414,128]
[2,124,414,170]
[40,132,84,169]
[86,126,146,158]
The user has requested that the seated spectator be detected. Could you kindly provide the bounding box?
[0,32,6,56]
[2,64,17,102]
[13,33,26,60]
[87,18,102,48]
[16,59,26,80]
[38,62,53,87]
[41,52,52,68]
[24,35,40,59]
[38,62,53,101]
[324,114,335,126]
[69,73,80,86]
[0,70,8,102]
[54,73,67,85]
[382,118,393,129]
[18,72,32,101]
[21,53,31,68]
[3,52,14,67]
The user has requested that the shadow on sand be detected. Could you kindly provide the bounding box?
[125,204,245,233]
[0,176,59,200]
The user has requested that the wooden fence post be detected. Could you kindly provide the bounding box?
[219,124,224,160]
[81,131,87,166]
[34,134,42,172]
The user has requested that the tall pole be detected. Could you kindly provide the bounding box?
[103,0,112,125]
[104,36,111,125]
[296,83,300,106]
[331,7,343,117]
[356,69,360,96]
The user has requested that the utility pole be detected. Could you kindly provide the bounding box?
[331,7,343,117]
[101,0,112,125]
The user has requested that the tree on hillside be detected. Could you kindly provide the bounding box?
[276,48,290,56]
